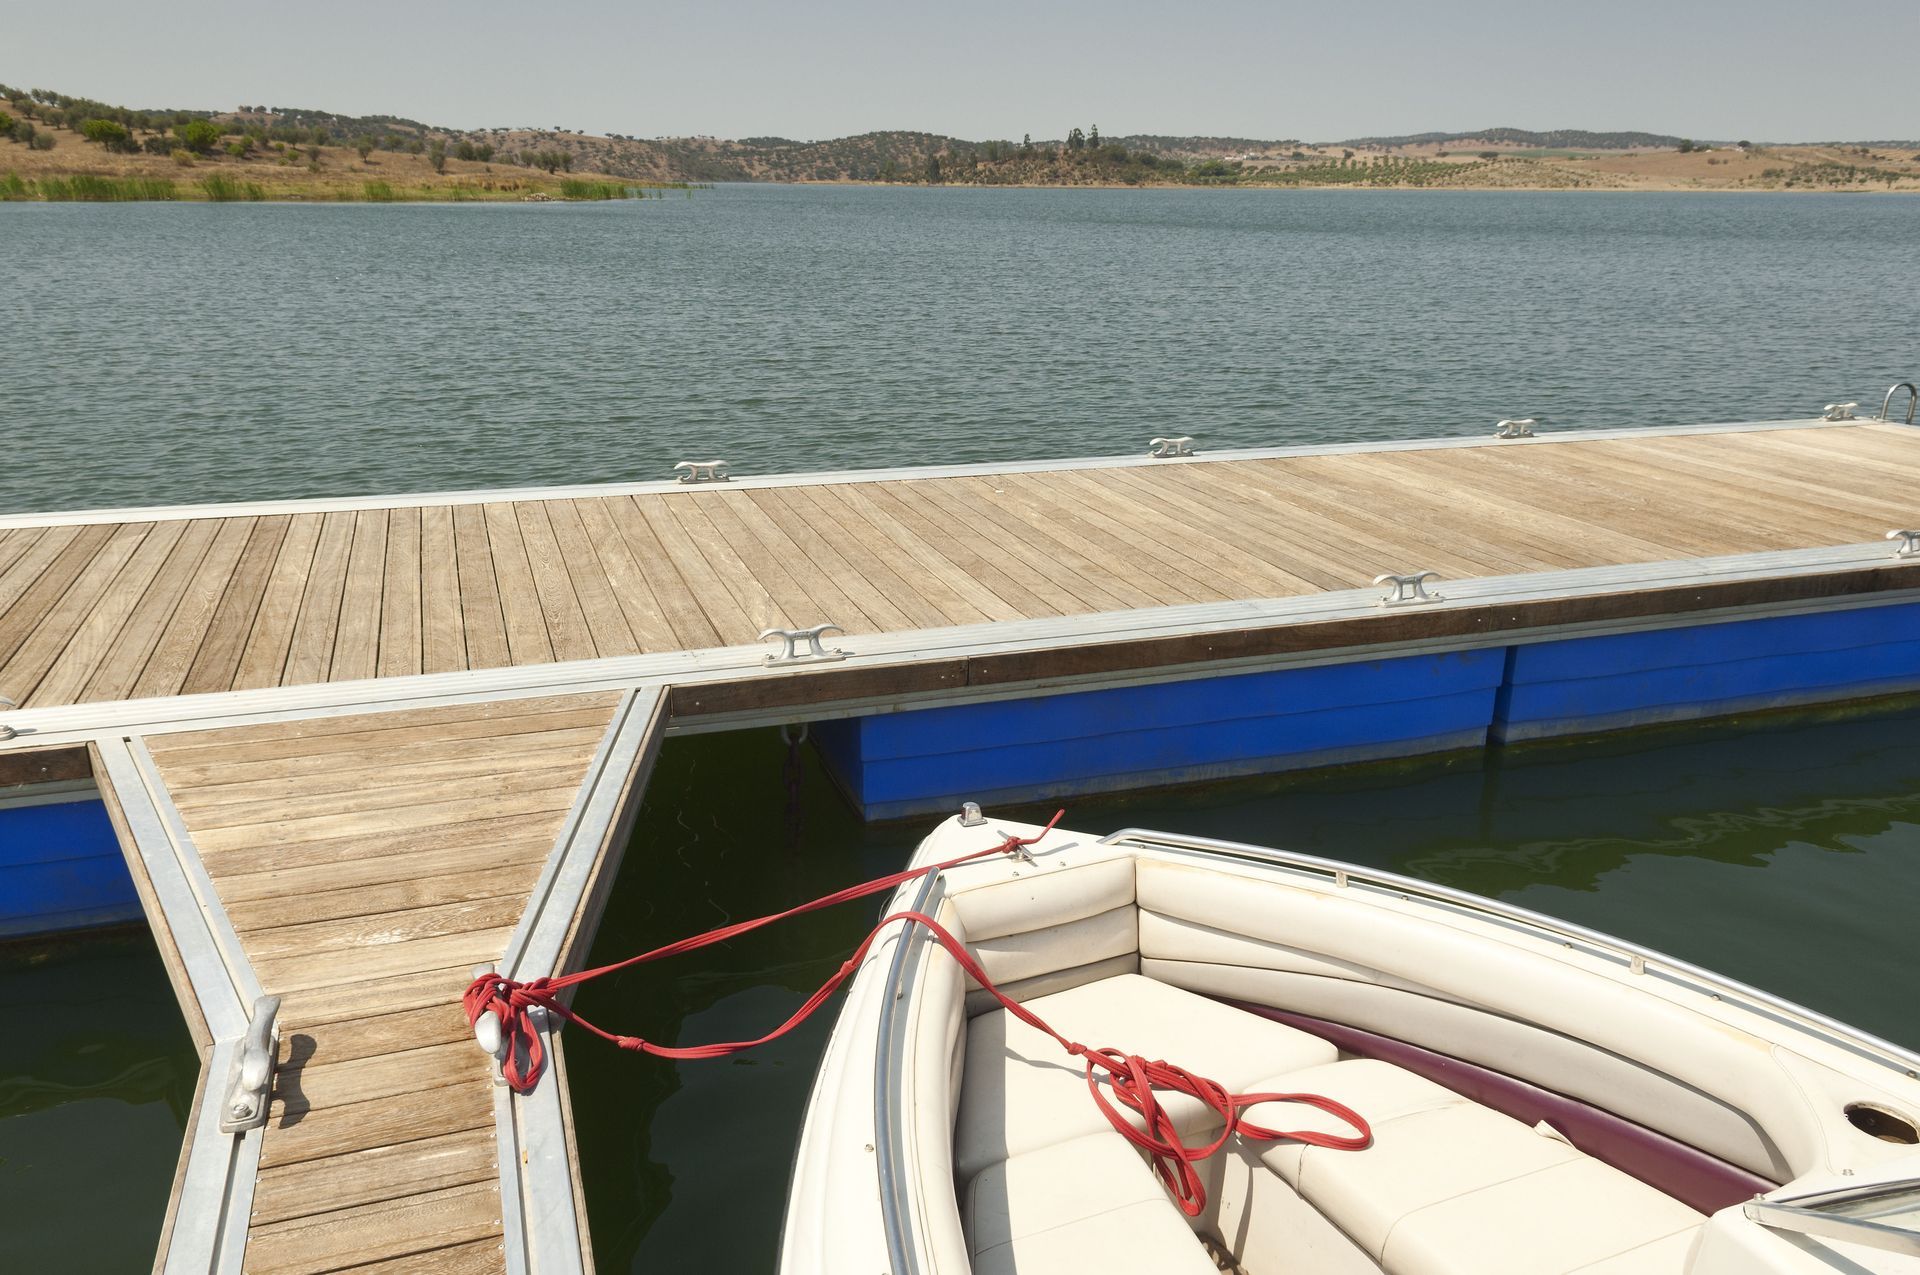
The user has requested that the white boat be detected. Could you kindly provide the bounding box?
[780,811,1920,1275]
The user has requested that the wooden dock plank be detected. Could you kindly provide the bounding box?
[598,495,724,650]
[244,1183,504,1275]
[233,512,324,691]
[451,504,509,671]
[419,506,466,675]
[0,522,151,705]
[0,527,43,579]
[822,482,1023,624]
[759,485,946,629]
[177,514,286,697]
[259,1080,492,1172]
[259,1067,491,1167]
[630,494,757,644]
[480,502,553,666]
[378,506,424,679]
[281,511,356,687]
[77,518,219,703]
[655,490,785,640]
[514,502,597,663]
[542,499,640,658]
[250,1127,498,1225]
[0,524,86,630]
[569,496,681,653]
[0,522,118,683]
[30,518,187,706]
[329,508,390,683]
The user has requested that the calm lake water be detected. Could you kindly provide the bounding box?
[4,188,1920,1269]
[7,185,1920,514]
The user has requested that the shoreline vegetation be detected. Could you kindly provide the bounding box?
[4,82,1917,201]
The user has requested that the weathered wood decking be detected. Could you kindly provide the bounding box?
[134,693,626,1273]
[4,422,1918,713]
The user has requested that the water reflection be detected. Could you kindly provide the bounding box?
[0,928,201,1273]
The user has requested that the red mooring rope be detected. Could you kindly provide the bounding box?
[463,811,1370,1214]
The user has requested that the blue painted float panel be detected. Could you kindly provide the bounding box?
[813,601,1920,821]
[0,798,140,940]
[815,649,1505,820]
[1495,602,1920,741]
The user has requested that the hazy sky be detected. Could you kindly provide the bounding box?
[8,1,1916,142]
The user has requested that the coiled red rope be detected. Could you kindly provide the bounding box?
[464,810,1369,1213]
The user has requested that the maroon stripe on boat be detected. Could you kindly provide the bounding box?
[1228,1001,1776,1214]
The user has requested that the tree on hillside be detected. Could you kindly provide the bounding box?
[1021,133,1033,155]
[926,151,942,183]
[428,138,447,173]
[354,134,375,160]
[1066,126,1086,151]
[1677,139,1698,153]
[176,119,221,154]
[1089,124,1099,146]
[0,113,13,141]
[80,118,138,152]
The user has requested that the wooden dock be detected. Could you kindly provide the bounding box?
[3,415,1919,1274]
[5,420,1918,714]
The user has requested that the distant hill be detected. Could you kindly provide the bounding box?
[1341,127,1688,150]
[7,79,1919,195]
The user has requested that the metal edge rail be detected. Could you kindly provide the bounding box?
[1100,827,1920,1080]
[95,736,274,1275]
[487,686,668,1275]
[0,415,1842,529]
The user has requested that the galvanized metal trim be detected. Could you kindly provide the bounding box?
[95,739,251,1040]
[127,737,267,1008]
[159,1037,255,1275]
[0,416,1839,528]
[499,686,664,981]
[513,1048,589,1275]
[491,1083,530,1275]
[1104,829,1920,1079]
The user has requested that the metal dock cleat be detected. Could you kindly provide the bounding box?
[218,994,281,1132]
[1887,530,1920,559]
[761,623,848,664]
[1373,570,1445,606]
[1822,402,1858,422]
[1149,436,1196,457]
[1494,418,1537,438]
[673,459,731,483]
[0,695,16,741]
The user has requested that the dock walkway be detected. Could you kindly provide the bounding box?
[3,415,1918,1273]
[5,420,1917,715]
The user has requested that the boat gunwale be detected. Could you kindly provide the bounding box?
[1104,827,1920,1079]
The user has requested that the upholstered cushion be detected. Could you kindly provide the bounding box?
[954,973,1338,1179]
[963,1130,1219,1275]
[1246,1058,1703,1275]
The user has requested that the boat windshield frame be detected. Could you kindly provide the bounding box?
[1744,1179,1920,1257]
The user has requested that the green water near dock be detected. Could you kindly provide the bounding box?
[569,702,1920,1273]
[0,928,200,1273]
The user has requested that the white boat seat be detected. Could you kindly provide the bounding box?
[954,973,1339,1179]
[1244,1059,1706,1274]
[962,1129,1220,1275]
